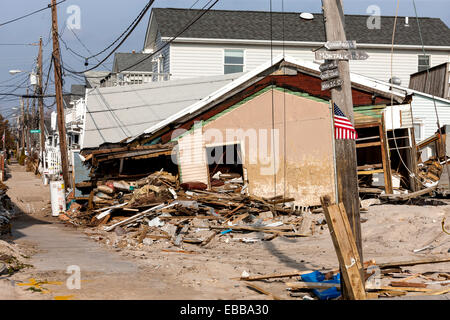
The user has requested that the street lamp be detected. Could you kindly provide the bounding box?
[9,70,24,75]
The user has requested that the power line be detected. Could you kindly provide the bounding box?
[64,0,155,74]
[66,0,219,77]
[0,0,67,27]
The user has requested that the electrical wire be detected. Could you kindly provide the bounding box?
[63,0,219,76]
[269,0,277,203]
[64,0,155,74]
[389,1,428,189]
[0,0,66,27]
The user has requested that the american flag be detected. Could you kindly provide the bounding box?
[333,103,358,140]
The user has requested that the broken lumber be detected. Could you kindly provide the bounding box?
[379,185,437,201]
[321,196,366,300]
[244,282,281,300]
[286,282,341,290]
[240,270,313,281]
[104,203,166,231]
[390,281,427,288]
[378,257,450,269]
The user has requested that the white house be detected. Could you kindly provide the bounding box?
[143,8,450,87]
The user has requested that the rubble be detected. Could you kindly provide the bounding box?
[61,170,311,250]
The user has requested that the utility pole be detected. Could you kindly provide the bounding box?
[321,0,362,298]
[26,89,31,156]
[37,37,46,171]
[51,0,70,189]
[20,97,25,152]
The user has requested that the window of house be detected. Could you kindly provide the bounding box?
[413,122,423,141]
[224,49,244,74]
[418,55,430,72]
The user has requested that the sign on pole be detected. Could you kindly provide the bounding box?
[321,78,343,91]
[320,69,340,81]
[324,40,357,50]
[30,129,41,134]
[319,60,339,72]
[315,50,369,61]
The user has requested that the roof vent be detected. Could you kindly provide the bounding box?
[405,17,410,27]
[299,12,314,20]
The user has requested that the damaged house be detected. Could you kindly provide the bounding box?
[79,56,415,207]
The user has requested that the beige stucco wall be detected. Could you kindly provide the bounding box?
[177,88,336,206]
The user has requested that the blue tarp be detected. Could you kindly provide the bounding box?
[300,271,341,300]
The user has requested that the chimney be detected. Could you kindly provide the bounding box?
[132,50,136,54]
[405,17,409,27]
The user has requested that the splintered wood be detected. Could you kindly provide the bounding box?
[321,196,366,300]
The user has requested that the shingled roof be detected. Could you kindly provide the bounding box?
[113,52,153,73]
[151,8,450,46]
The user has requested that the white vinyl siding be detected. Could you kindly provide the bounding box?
[177,126,208,185]
[152,31,170,81]
[410,95,450,143]
[169,42,449,86]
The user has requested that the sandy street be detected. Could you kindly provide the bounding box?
[1,163,449,300]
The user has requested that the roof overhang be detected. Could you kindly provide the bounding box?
[162,36,450,51]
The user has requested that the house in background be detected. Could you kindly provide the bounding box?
[143,8,450,87]
[99,52,170,87]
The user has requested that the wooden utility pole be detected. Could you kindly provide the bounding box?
[321,0,363,298]
[37,37,46,171]
[26,89,32,156]
[20,98,25,151]
[51,0,70,189]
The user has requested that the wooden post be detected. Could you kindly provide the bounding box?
[51,0,70,189]
[20,97,25,152]
[322,0,363,298]
[37,37,46,172]
[380,114,393,194]
[321,196,366,300]
[26,89,32,157]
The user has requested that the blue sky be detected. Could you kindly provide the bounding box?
[0,0,448,118]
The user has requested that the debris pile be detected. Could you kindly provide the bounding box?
[418,157,444,185]
[0,182,12,236]
[238,258,450,300]
[62,170,312,247]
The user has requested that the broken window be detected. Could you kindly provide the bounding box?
[206,143,244,187]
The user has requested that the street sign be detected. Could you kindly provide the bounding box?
[315,50,369,61]
[319,60,339,72]
[321,78,343,91]
[320,69,340,81]
[324,40,357,50]
[30,129,41,133]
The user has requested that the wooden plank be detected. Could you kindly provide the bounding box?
[357,169,384,175]
[356,141,381,148]
[357,163,383,170]
[379,185,438,201]
[321,196,366,300]
[373,286,432,293]
[390,281,427,288]
[244,282,281,300]
[208,225,308,237]
[378,257,450,269]
[380,115,393,194]
[241,270,313,281]
[286,281,341,290]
